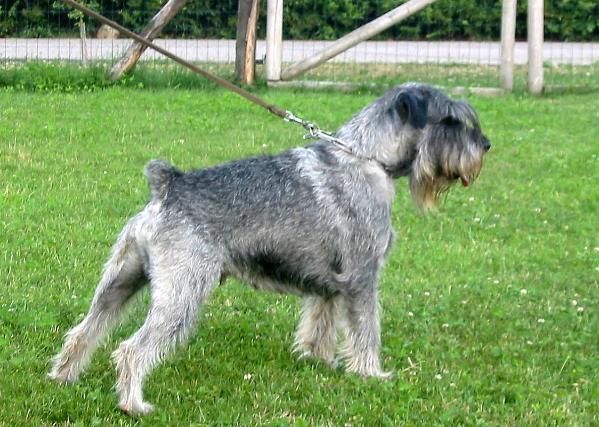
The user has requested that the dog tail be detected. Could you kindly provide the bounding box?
[144,159,180,200]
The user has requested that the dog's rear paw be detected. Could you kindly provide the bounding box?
[47,364,80,384]
[119,400,155,416]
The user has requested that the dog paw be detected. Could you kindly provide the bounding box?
[372,370,394,380]
[346,364,394,380]
[47,365,79,384]
[296,349,338,369]
[295,349,313,360]
[357,370,394,380]
[329,357,342,369]
[119,400,155,416]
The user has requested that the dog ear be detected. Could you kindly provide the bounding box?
[394,91,428,129]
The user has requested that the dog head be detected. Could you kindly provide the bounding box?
[391,84,491,210]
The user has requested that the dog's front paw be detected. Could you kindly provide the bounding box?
[371,370,394,380]
[295,348,313,361]
[345,358,394,380]
[294,345,338,368]
[349,367,394,380]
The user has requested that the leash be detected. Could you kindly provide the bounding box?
[62,0,353,154]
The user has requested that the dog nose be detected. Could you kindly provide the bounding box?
[482,137,491,152]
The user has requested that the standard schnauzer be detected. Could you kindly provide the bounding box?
[49,83,490,414]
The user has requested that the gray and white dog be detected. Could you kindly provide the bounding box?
[49,83,490,414]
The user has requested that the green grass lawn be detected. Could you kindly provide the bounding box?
[1,81,598,425]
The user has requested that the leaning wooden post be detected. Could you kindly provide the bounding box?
[527,0,544,94]
[266,0,283,82]
[108,0,187,81]
[500,0,517,92]
[235,0,259,84]
[281,0,437,81]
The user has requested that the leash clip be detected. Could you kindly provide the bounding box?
[284,110,353,154]
[283,110,303,125]
[285,111,321,140]
[303,122,321,140]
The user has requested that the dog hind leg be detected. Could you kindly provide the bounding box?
[49,218,146,383]
[112,247,220,415]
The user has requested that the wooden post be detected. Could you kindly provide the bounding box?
[500,0,517,92]
[281,0,437,81]
[527,0,544,94]
[266,0,283,82]
[108,0,187,81]
[235,0,259,84]
[79,20,88,68]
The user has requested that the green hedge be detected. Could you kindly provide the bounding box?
[1,0,598,41]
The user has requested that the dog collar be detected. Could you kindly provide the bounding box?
[285,111,403,178]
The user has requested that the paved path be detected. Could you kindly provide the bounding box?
[2,38,598,66]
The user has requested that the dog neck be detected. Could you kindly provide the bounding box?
[381,158,413,179]
[327,138,415,180]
